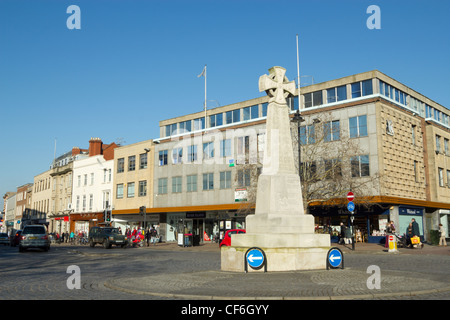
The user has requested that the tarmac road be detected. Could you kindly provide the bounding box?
[0,242,448,301]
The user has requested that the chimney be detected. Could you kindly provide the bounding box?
[89,137,103,157]
[72,147,81,156]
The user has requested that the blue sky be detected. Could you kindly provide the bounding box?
[1,0,449,207]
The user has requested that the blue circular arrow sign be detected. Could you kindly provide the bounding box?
[246,248,265,269]
[328,248,343,268]
[347,201,355,212]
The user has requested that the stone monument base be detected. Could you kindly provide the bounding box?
[221,245,330,272]
[221,233,331,272]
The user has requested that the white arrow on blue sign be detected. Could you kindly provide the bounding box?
[328,248,343,268]
[347,201,355,212]
[246,248,265,269]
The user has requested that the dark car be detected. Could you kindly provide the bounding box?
[0,233,9,246]
[219,229,246,247]
[19,225,50,252]
[89,227,128,248]
[11,230,22,247]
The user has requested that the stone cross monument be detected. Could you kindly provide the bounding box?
[221,66,331,272]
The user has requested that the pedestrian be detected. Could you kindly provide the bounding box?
[150,226,158,245]
[411,218,420,237]
[145,227,151,246]
[339,222,347,245]
[439,224,447,246]
[406,223,413,247]
[70,231,75,243]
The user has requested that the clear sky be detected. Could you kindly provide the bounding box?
[1,0,449,208]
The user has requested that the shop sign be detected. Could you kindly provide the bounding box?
[235,188,248,202]
[399,207,423,215]
[186,212,206,219]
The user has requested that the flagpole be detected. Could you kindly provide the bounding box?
[204,64,207,130]
[296,34,301,110]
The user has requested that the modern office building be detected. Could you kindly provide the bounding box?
[147,69,449,243]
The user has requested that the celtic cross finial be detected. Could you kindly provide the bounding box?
[258,66,296,105]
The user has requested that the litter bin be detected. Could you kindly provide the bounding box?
[184,233,193,247]
[193,234,200,246]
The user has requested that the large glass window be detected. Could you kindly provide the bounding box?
[351,155,370,177]
[220,171,232,189]
[128,155,136,171]
[327,86,347,103]
[351,82,362,98]
[187,145,197,162]
[139,181,147,197]
[179,120,192,133]
[116,184,123,199]
[203,142,214,159]
[202,173,214,190]
[304,90,323,108]
[220,139,231,157]
[187,175,197,192]
[172,147,183,164]
[172,176,182,193]
[243,105,259,121]
[299,125,315,144]
[139,153,147,169]
[349,115,368,138]
[127,182,135,198]
[117,158,124,173]
[158,178,168,194]
[210,113,223,127]
[158,150,168,166]
[324,120,341,142]
[193,118,205,131]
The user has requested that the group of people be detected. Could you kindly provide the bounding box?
[123,226,159,246]
[53,230,87,243]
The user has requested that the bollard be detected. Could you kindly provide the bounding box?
[388,235,398,253]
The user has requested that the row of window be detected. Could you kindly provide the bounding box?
[165,98,299,136]
[75,191,111,212]
[164,77,450,141]
[435,135,450,156]
[156,169,252,195]
[117,153,148,173]
[299,115,368,145]
[158,135,265,166]
[76,169,112,187]
[154,155,371,196]
[438,168,450,188]
[116,181,148,199]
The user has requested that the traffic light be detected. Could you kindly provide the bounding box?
[139,206,146,216]
[104,209,111,222]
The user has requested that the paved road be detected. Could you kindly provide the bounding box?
[0,242,449,302]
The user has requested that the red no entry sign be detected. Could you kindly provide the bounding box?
[347,192,354,202]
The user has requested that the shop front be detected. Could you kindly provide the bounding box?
[111,213,160,235]
[397,206,424,239]
[438,209,450,238]
[70,212,104,234]
[311,205,393,244]
[165,211,247,245]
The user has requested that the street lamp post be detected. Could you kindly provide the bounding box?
[291,110,305,178]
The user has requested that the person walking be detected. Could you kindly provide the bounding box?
[150,226,158,245]
[439,224,447,246]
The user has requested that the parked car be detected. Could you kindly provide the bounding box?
[19,225,50,252]
[0,233,9,246]
[11,230,22,247]
[89,226,128,248]
[219,229,246,247]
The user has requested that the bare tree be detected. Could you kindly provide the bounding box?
[291,111,381,212]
